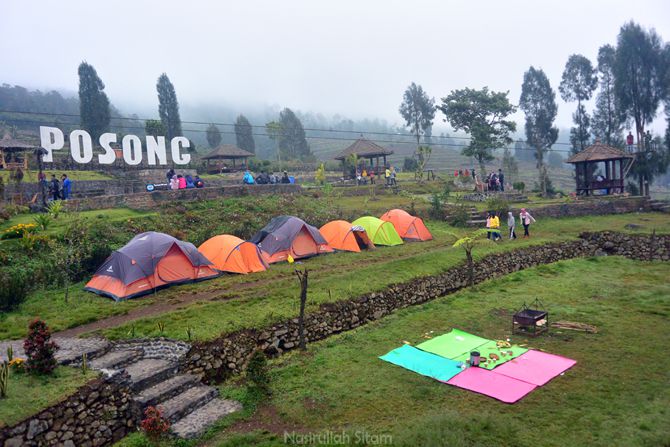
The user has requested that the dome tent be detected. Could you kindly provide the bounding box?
[380,209,433,241]
[320,220,375,252]
[249,216,333,263]
[351,216,404,246]
[85,231,220,301]
[198,235,268,274]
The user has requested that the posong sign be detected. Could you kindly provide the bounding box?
[39,126,192,166]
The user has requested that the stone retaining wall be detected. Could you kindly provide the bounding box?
[179,231,670,382]
[112,338,191,362]
[0,372,135,447]
[63,184,303,211]
[513,196,651,219]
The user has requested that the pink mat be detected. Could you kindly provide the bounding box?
[446,367,537,403]
[493,350,576,386]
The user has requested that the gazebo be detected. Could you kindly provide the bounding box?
[202,144,254,173]
[566,139,634,196]
[334,138,394,178]
[0,135,34,171]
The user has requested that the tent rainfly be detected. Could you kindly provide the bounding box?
[351,216,404,246]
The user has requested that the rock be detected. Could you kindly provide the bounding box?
[26,419,48,439]
[3,437,25,447]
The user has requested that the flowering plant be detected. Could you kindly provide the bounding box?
[1,223,37,240]
[8,357,25,373]
[140,405,171,443]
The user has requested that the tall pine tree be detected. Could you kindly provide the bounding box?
[592,44,625,147]
[78,62,111,141]
[234,115,255,153]
[156,73,182,141]
[278,108,312,161]
[559,54,597,154]
[206,123,222,148]
[520,66,559,196]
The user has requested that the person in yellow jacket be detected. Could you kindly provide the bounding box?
[385,167,391,186]
[489,211,501,241]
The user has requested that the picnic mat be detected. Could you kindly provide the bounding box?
[446,367,537,403]
[379,345,464,382]
[453,341,528,370]
[416,329,490,359]
[492,350,577,386]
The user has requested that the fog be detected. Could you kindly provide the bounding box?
[2,0,669,133]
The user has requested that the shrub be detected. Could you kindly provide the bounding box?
[24,319,59,375]
[626,181,640,196]
[428,193,445,220]
[0,267,30,311]
[140,406,171,444]
[47,200,64,219]
[33,213,52,231]
[1,223,37,240]
[448,203,470,228]
[18,233,50,253]
[403,157,418,172]
[485,196,510,218]
[246,350,271,396]
[512,181,525,192]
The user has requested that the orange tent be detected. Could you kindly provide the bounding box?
[320,220,375,252]
[198,235,268,274]
[380,209,433,241]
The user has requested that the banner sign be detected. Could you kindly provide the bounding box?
[39,126,192,166]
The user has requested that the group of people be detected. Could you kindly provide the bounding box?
[243,170,292,185]
[352,166,397,186]
[486,208,536,241]
[166,169,205,190]
[484,169,505,192]
[40,172,72,201]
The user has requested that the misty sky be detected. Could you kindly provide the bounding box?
[2,0,669,134]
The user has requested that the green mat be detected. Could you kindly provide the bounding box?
[416,329,491,359]
[453,340,528,370]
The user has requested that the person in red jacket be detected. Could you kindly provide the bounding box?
[177,174,187,189]
[626,132,634,153]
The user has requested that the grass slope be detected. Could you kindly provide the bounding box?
[0,367,97,428]
[208,257,670,447]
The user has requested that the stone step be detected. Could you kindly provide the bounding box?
[125,359,178,391]
[53,337,112,366]
[135,374,201,408]
[171,398,243,439]
[89,349,143,370]
[160,385,219,423]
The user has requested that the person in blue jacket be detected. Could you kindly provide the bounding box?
[243,170,255,185]
[185,174,195,188]
[61,174,72,199]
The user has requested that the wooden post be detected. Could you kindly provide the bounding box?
[619,159,624,193]
[294,268,309,351]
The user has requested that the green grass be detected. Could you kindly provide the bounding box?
[205,257,670,447]
[0,170,113,183]
[96,212,670,342]
[0,207,157,235]
[0,367,98,427]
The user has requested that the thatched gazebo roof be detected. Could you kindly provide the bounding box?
[334,138,394,161]
[0,135,37,152]
[202,144,254,160]
[566,140,633,164]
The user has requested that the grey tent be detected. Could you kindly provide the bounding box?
[249,216,333,263]
[85,231,220,301]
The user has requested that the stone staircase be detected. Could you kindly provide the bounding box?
[465,206,487,227]
[648,199,670,213]
[86,346,242,439]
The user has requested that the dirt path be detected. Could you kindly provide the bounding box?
[55,241,454,338]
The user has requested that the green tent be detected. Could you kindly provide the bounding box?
[352,216,404,246]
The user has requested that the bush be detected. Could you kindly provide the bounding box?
[428,193,445,220]
[626,181,640,196]
[512,181,525,192]
[448,203,470,228]
[246,350,271,396]
[33,213,52,231]
[485,196,510,217]
[140,406,170,445]
[1,223,37,240]
[403,157,418,172]
[0,267,30,311]
[24,319,58,375]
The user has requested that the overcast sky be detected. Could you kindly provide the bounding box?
[2,0,669,134]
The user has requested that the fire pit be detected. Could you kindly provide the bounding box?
[512,299,548,336]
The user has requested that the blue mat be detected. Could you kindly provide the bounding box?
[379,344,464,382]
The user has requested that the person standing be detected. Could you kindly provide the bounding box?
[519,208,536,238]
[489,211,501,241]
[498,169,505,192]
[385,166,391,186]
[507,211,516,240]
[369,169,375,184]
[390,166,397,186]
[49,174,60,201]
[61,174,72,200]
[626,132,634,153]
[485,211,492,239]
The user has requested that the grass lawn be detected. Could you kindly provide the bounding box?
[0,366,97,427]
[0,170,113,183]
[0,207,157,235]
[96,212,670,341]
[204,257,670,447]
